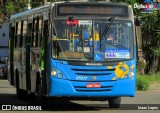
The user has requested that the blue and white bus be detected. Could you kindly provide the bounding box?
[8,0,136,108]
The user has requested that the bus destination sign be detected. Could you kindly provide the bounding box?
[56,4,128,17]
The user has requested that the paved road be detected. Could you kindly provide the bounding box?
[0,79,160,113]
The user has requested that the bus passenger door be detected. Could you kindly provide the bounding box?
[9,25,15,85]
[30,17,43,93]
[20,21,27,90]
[41,20,48,95]
[25,23,32,92]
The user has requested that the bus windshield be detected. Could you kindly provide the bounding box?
[52,19,133,61]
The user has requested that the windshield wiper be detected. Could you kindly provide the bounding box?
[100,17,115,51]
[101,17,115,38]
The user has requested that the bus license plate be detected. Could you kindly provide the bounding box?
[86,83,101,88]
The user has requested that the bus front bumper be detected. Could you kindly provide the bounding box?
[49,77,136,97]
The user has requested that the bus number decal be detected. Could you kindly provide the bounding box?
[76,76,88,80]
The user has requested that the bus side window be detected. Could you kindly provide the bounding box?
[32,18,38,47]
[38,17,43,47]
[15,21,22,48]
[20,21,23,47]
[22,21,27,47]
[14,22,18,47]
[31,17,42,48]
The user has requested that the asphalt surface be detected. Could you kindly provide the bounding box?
[0,79,160,113]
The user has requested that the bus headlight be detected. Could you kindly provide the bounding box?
[51,70,57,76]
[51,67,56,76]
[51,68,65,79]
[58,73,63,78]
[119,72,134,79]
[57,70,63,78]
[130,72,134,78]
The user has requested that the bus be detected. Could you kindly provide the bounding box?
[8,1,136,108]
[0,22,9,79]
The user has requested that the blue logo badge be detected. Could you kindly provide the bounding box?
[94,53,102,61]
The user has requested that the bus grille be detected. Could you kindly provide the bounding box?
[70,66,115,76]
[70,65,116,92]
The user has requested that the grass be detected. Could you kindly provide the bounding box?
[136,73,160,91]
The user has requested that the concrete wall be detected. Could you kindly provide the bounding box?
[0,22,9,47]
[0,22,9,57]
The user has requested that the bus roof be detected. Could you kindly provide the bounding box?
[10,1,130,21]
[10,5,50,21]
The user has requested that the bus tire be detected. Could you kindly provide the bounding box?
[15,69,26,99]
[108,97,121,108]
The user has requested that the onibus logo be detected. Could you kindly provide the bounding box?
[134,0,160,12]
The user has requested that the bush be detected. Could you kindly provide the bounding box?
[136,74,150,91]
[136,73,160,91]
[137,60,146,73]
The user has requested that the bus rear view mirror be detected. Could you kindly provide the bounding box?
[134,17,141,26]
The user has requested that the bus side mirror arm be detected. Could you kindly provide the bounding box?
[134,17,141,26]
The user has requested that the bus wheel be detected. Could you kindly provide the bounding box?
[15,69,26,99]
[108,97,121,108]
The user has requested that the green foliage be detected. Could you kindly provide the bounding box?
[5,1,15,16]
[136,73,160,91]
[115,0,139,4]
[137,60,146,73]
[145,73,160,82]
[4,0,28,17]
[31,0,44,8]
[141,10,160,72]
[136,75,150,91]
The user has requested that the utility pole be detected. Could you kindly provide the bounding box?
[44,0,48,5]
[28,0,31,9]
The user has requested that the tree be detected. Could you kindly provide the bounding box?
[44,0,48,5]
[31,0,43,8]
[141,10,160,73]
[4,0,28,18]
